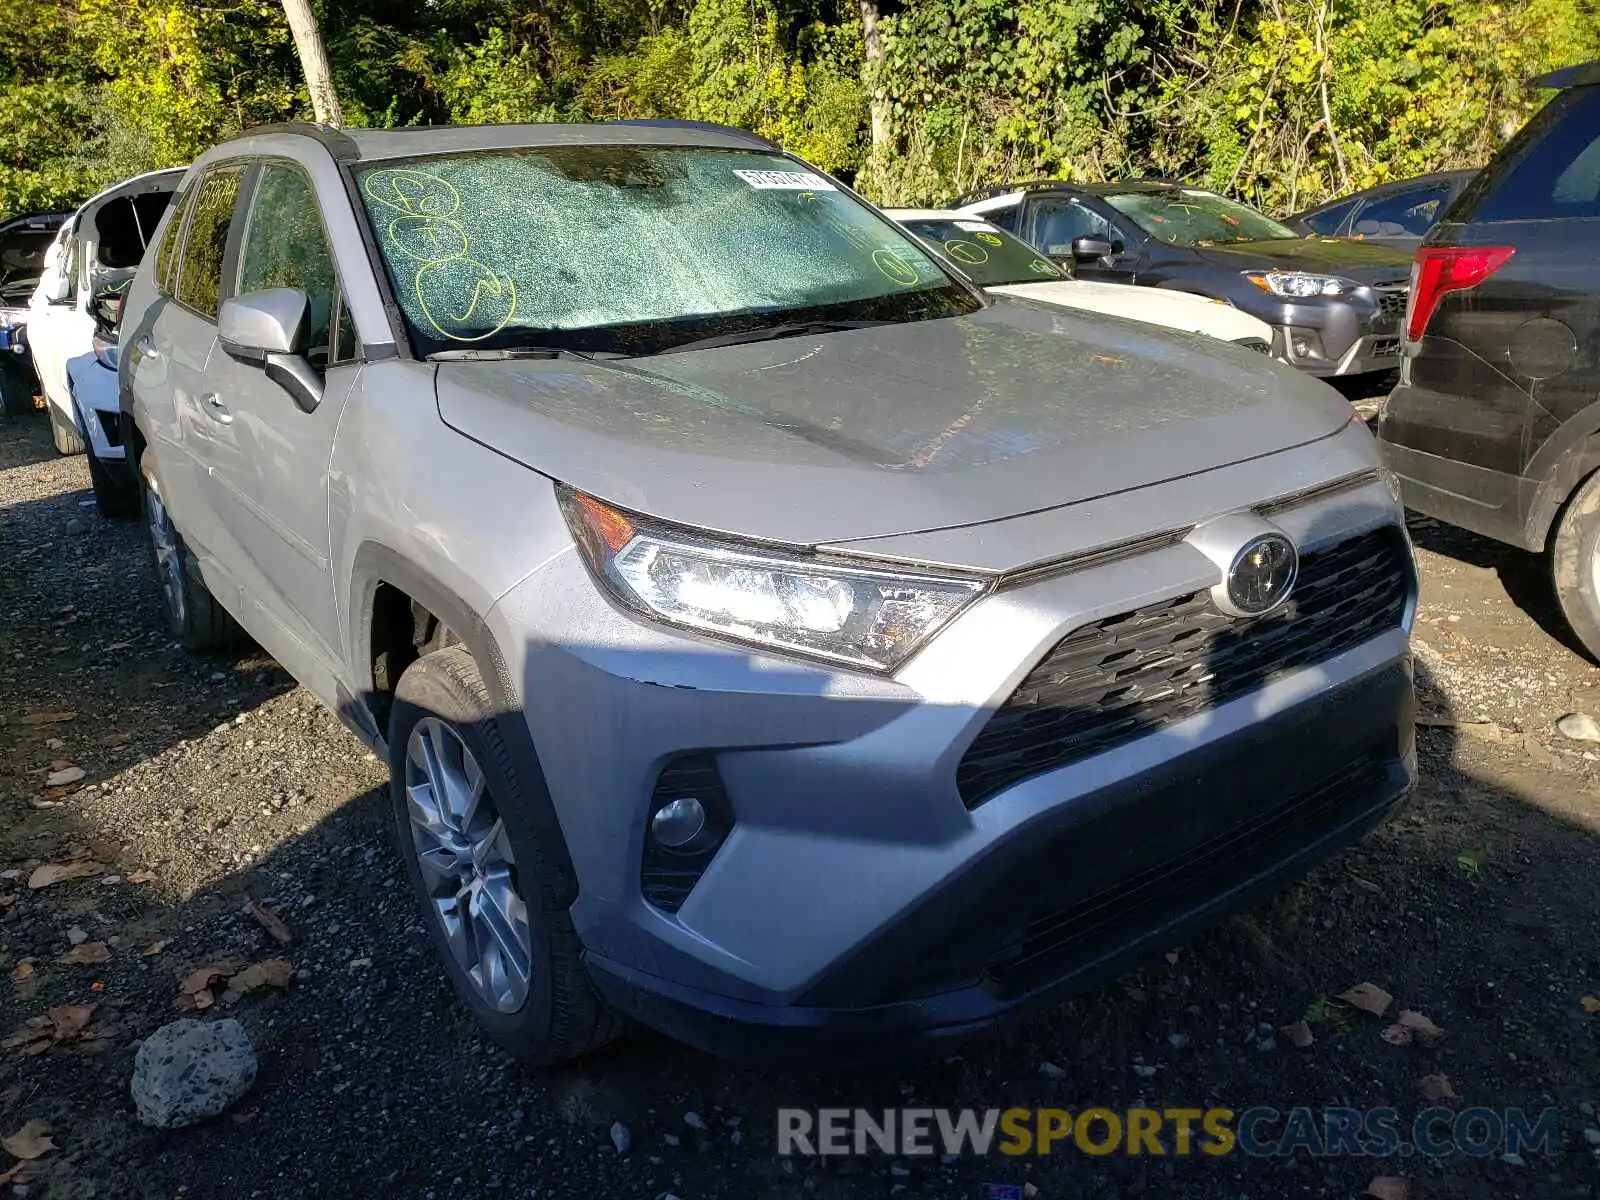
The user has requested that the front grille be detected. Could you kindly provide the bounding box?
[982,755,1386,995]
[1377,287,1409,317]
[956,527,1410,806]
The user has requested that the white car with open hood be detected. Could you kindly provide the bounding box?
[887,208,1278,353]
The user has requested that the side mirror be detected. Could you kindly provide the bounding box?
[1070,235,1115,262]
[219,288,322,413]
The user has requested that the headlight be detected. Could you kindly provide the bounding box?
[92,330,118,371]
[560,489,986,671]
[1243,271,1354,298]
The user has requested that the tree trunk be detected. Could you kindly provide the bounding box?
[857,0,889,172]
[281,0,343,129]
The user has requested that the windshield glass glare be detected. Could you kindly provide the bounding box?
[898,218,1063,287]
[355,147,978,357]
[1105,190,1298,247]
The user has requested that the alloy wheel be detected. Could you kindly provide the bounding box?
[405,716,533,1013]
[144,479,186,628]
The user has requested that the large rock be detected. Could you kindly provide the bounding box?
[131,1018,257,1129]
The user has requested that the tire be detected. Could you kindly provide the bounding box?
[75,399,138,519]
[388,645,619,1065]
[138,454,242,651]
[49,400,85,455]
[1550,467,1600,663]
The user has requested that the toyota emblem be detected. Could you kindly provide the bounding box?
[1226,533,1297,616]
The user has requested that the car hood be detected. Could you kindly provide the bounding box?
[1194,237,1413,285]
[435,298,1354,548]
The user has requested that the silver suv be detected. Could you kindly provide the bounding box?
[120,122,1417,1066]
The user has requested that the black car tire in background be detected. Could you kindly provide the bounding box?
[75,395,138,518]
[1549,470,1600,662]
[387,644,622,1066]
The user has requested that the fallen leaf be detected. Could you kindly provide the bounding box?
[0,1119,55,1160]
[1339,982,1394,1018]
[1581,995,1600,1013]
[0,893,16,908]
[1366,1178,1409,1200]
[8,962,34,985]
[222,958,294,1002]
[18,712,75,726]
[248,900,292,945]
[140,940,168,957]
[87,838,121,864]
[48,1004,95,1039]
[26,861,102,890]
[179,962,238,996]
[44,767,85,788]
[1419,1073,1457,1101]
[176,988,215,1013]
[1397,1010,1444,1039]
[125,870,157,885]
[1280,1019,1316,1048]
[57,942,110,966]
[0,1162,22,1186]
[1092,354,1125,365]
[1381,1023,1414,1045]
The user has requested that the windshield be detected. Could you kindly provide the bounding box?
[355,146,978,357]
[1104,190,1298,247]
[897,217,1063,287]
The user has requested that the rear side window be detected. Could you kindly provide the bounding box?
[1465,87,1600,222]
[1303,198,1357,235]
[175,165,247,319]
[154,190,191,295]
[1351,185,1450,237]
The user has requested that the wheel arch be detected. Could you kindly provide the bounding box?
[1521,398,1600,550]
[350,542,578,902]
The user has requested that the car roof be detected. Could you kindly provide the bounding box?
[0,211,72,237]
[217,120,780,163]
[1532,60,1600,89]
[952,178,1195,206]
[1290,169,1479,219]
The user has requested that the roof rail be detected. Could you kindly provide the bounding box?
[1531,60,1600,89]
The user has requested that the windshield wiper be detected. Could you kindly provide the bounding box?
[656,319,890,356]
[426,346,627,362]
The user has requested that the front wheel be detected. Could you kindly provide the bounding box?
[1550,468,1600,663]
[388,645,619,1065]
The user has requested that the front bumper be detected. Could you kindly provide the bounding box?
[65,355,128,463]
[1260,289,1407,377]
[491,471,1416,1063]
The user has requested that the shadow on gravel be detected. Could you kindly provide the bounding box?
[4,411,1598,1200]
[1404,515,1585,659]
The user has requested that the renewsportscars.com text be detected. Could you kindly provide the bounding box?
[777,1106,1560,1159]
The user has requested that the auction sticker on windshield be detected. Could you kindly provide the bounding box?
[733,169,837,190]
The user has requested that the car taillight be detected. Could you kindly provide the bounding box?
[1405,245,1515,343]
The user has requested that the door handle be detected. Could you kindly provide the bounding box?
[202,392,232,424]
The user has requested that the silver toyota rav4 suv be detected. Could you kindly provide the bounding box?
[120,121,1416,1065]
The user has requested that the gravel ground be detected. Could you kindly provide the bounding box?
[2,406,1599,1200]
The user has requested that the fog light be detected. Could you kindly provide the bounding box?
[650,797,707,849]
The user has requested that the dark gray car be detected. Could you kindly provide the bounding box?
[1288,170,1478,249]
[952,180,1415,378]
[119,122,1417,1065]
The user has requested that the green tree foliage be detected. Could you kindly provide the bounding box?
[1,0,1594,219]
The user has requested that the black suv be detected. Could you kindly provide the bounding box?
[1380,62,1600,656]
[1287,170,1479,251]
[950,180,1414,378]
